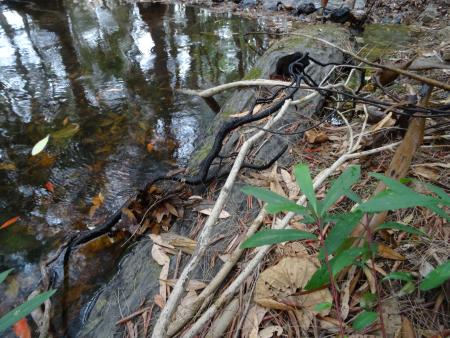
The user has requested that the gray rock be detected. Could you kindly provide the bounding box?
[419,4,439,24]
[79,24,352,338]
[295,2,316,15]
[242,0,257,7]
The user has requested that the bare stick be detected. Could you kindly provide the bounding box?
[151,99,293,338]
[292,33,450,91]
[180,123,439,337]
[178,80,313,97]
[167,208,267,336]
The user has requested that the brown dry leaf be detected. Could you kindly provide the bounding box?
[153,206,169,223]
[382,298,402,337]
[270,165,286,198]
[168,237,197,255]
[164,202,179,217]
[412,166,440,181]
[126,321,137,338]
[401,316,416,338]
[163,279,207,291]
[304,130,329,144]
[198,208,231,219]
[89,192,104,218]
[154,294,165,309]
[151,244,170,266]
[241,305,268,338]
[173,290,198,322]
[258,325,283,338]
[0,162,16,170]
[254,257,332,331]
[363,265,377,294]
[280,169,299,199]
[121,208,137,223]
[377,243,406,260]
[229,110,250,118]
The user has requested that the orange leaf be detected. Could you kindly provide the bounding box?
[44,181,55,193]
[146,143,154,153]
[12,318,31,338]
[1,216,20,229]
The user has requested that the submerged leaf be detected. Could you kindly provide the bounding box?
[12,318,31,338]
[31,135,50,156]
[0,217,20,229]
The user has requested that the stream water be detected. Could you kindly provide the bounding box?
[0,0,269,335]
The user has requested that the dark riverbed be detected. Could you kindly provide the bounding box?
[0,0,269,335]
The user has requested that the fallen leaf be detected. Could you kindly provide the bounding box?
[377,243,405,260]
[164,202,179,217]
[198,208,230,219]
[1,216,20,229]
[151,244,170,266]
[412,167,440,181]
[163,279,207,291]
[12,318,31,338]
[371,112,395,132]
[305,130,329,144]
[154,294,165,309]
[89,192,105,217]
[401,316,416,338]
[146,143,154,153]
[270,165,286,198]
[51,123,80,139]
[63,117,69,126]
[241,305,267,338]
[0,162,16,170]
[258,325,283,338]
[254,257,332,331]
[173,290,198,322]
[280,169,299,199]
[31,134,50,156]
[44,181,55,193]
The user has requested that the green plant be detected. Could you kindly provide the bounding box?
[241,164,449,334]
[0,269,56,333]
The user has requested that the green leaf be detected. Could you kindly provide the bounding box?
[352,311,378,331]
[31,134,50,156]
[323,211,363,258]
[319,165,360,215]
[376,222,427,237]
[305,246,369,290]
[424,203,450,221]
[240,229,317,249]
[382,271,413,282]
[419,260,450,291]
[293,164,318,214]
[359,189,430,213]
[422,182,450,205]
[241,186,311,216]
[398,281,415,296]
[313,302,332,312]
[0,269,13,284]
[360,293,377,310]
[0,289,56,333]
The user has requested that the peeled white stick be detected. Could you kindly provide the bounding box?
[181,128,413,338]
[179,80,313,97]
[151,99,293,338]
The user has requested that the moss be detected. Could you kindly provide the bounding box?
[243,67,262,80]
[190,142,213,167]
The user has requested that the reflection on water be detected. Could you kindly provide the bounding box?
[0,0,269,335]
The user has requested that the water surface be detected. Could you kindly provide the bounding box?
[0,0,269,334]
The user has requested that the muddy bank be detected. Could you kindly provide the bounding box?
[79,23,351,338]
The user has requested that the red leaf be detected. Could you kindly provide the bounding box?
[0,216,20,229]
[44,181,55,193]
[12,318,31,338]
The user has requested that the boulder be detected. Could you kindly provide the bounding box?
[79,24,352,338]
